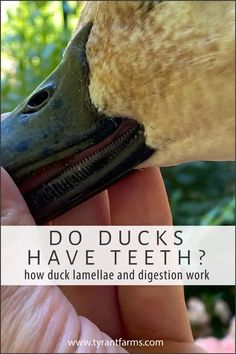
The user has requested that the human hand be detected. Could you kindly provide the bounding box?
[1,166,206,353]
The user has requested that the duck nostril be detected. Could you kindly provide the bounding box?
[28,90,49,108]
[24,87,53,113]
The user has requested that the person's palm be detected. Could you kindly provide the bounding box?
[1,167,205,353]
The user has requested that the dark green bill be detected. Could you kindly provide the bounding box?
[1,23,154,224]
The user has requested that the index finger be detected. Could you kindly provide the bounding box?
[108,168,193,343]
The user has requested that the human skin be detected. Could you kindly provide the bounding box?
[1,167,206,353]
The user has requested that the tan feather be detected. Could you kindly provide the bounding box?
[73,1,235,166]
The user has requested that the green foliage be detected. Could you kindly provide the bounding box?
[161,162,235,225]
[2,0,235,339]
[1,1,81,112]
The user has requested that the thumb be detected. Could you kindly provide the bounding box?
[1,167,35,225]
[1,167,128,353]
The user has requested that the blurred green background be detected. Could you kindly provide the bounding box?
[1,0,235,340]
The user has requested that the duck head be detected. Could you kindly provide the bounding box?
[2,1,235,223]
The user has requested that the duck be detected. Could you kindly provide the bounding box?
[1,1,235,224]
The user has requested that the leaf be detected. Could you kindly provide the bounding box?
[41,43,56,59]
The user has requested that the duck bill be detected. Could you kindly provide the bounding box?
[1,23,154,224]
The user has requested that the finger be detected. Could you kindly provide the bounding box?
[63,285,123,339]
[52,191,123,338]
[0,166,122,338]
[1,167,35,226]
[108,168,172,225]
[50,190,111,225]
[1,286,96,353]
[0,169,82,352]
[108,168,192,343]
